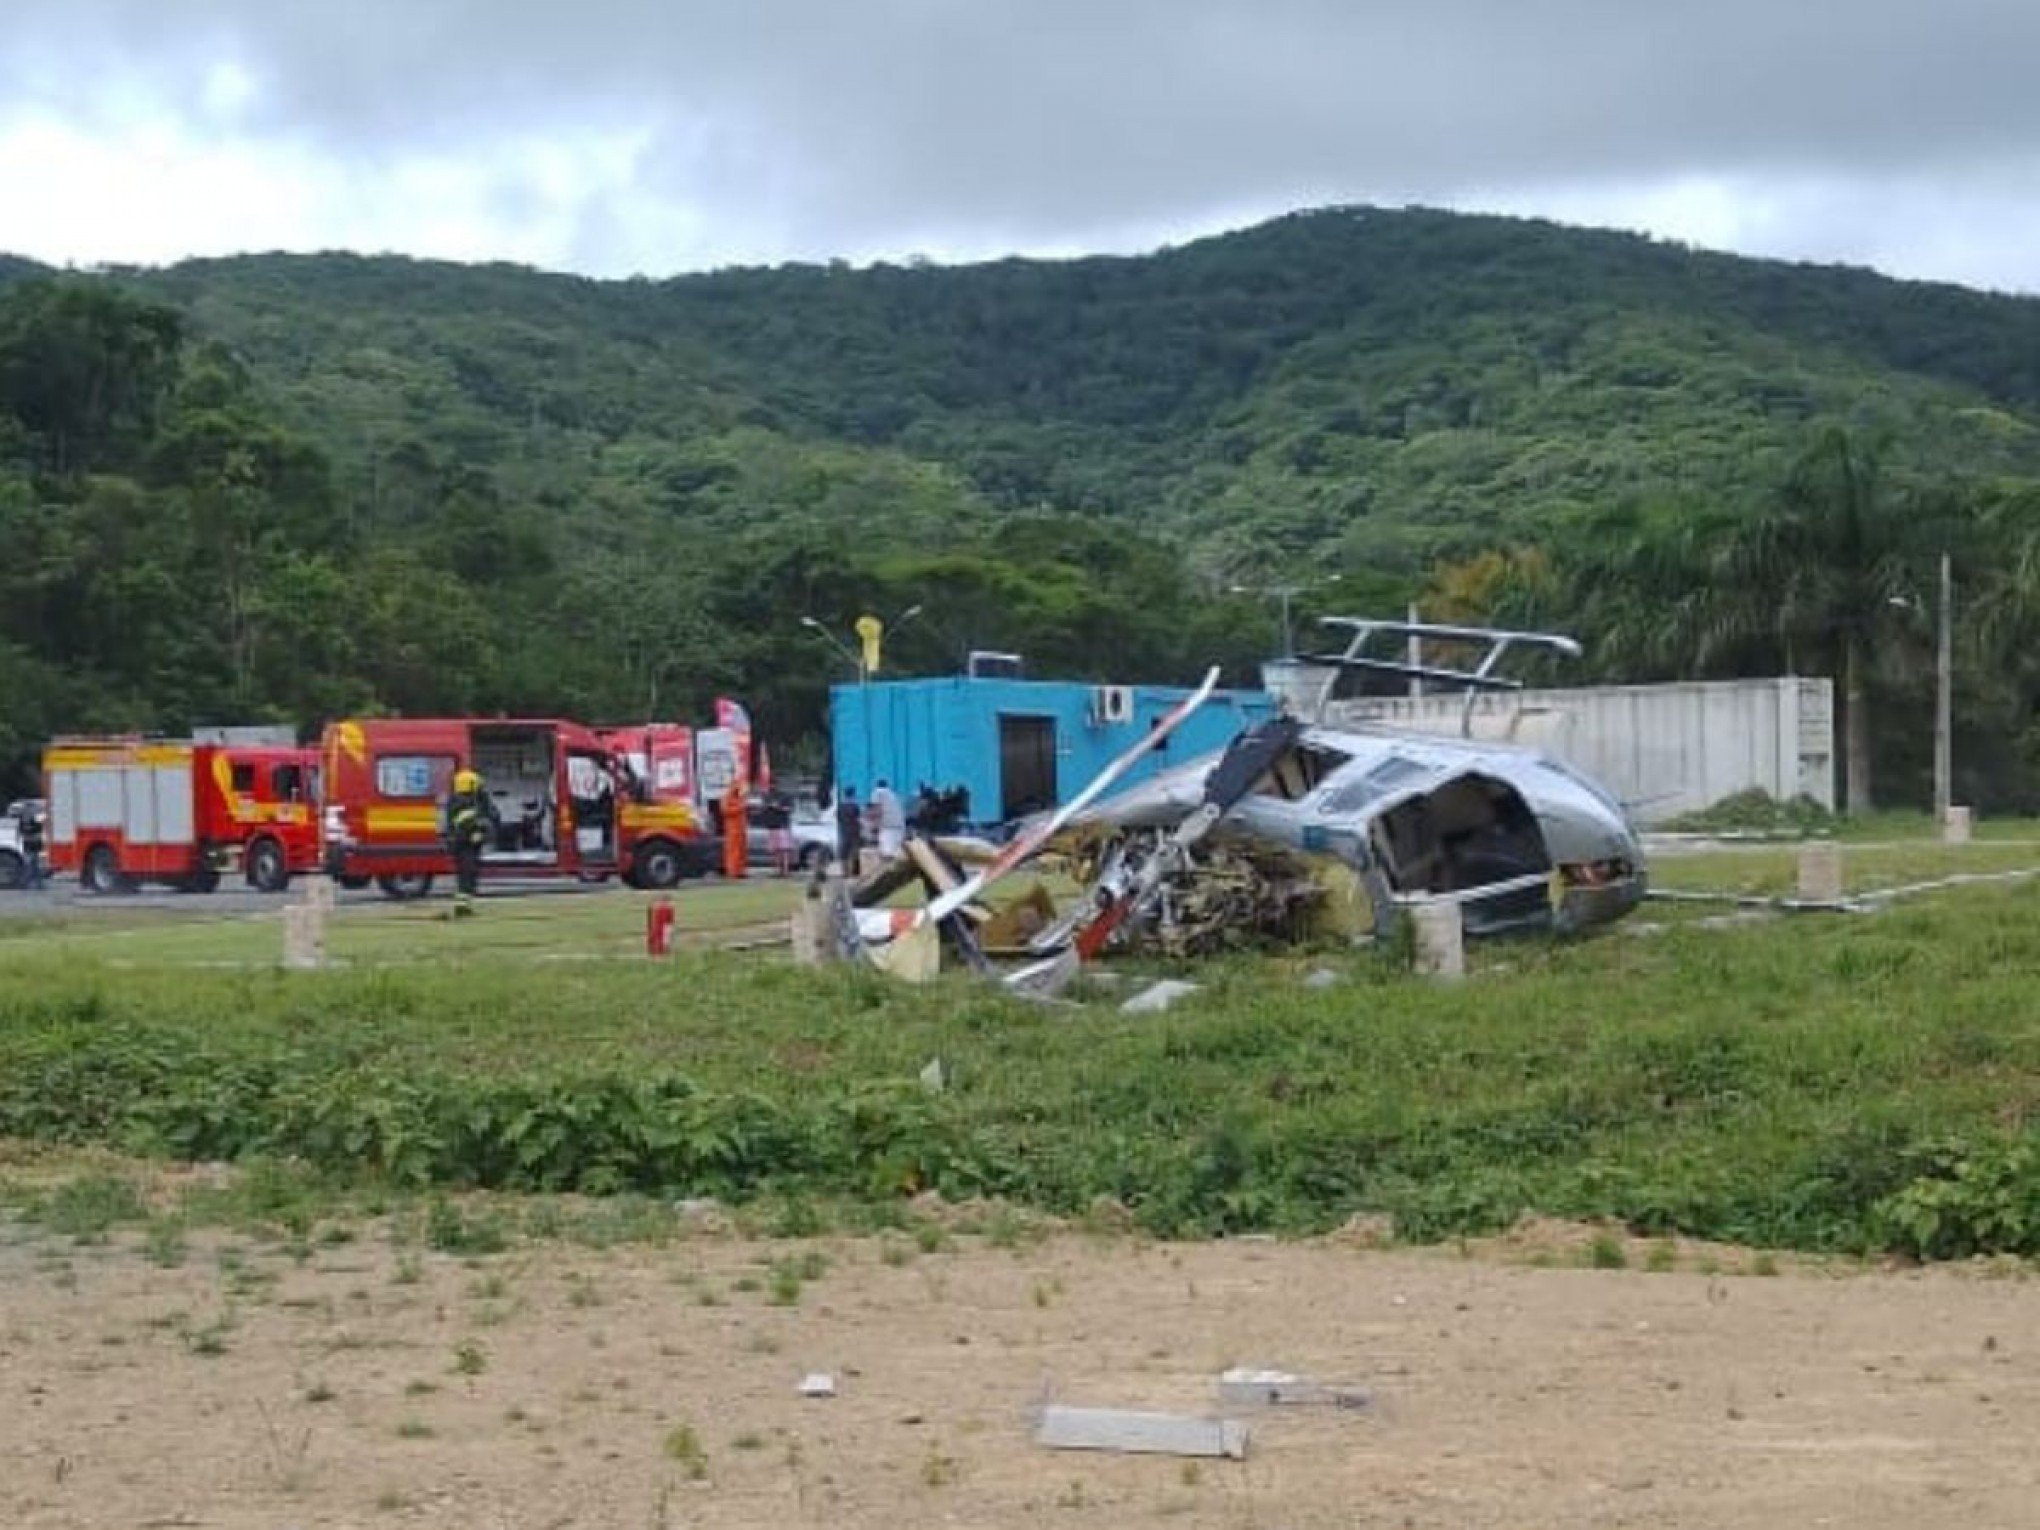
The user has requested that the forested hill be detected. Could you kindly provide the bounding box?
[7,205,2040,803]
[133,206,2040,560]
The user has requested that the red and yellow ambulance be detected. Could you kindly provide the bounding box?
[320,717,708,897]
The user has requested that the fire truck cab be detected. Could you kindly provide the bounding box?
[321,718,708,896]
[42,737,322,893]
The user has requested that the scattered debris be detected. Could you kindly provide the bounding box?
[841,623,1646,992]
[1119,979,1201,1015]
[797,1373,837,1399]
[1035,1404,1248,1460]
[918,1057,947,1093]
[1215,1366,1371,1410]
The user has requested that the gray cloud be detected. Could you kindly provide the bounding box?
[3,1,2037,285]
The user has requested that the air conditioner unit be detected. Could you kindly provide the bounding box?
[1091,684,1134,725]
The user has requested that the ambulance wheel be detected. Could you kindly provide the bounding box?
[0,849,23,890]
[83,844,131,895]
[634,841,683,890]
[375,873,434,900]
[247,838,290,893]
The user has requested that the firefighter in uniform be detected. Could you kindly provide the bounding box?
[441,769,498,914]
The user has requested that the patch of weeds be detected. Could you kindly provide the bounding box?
[304,1381,337,1404]
[468,1272,508,1300]
[33,1174,147,1242]
[920,1446,959,1487]
[1645,1241,1679,1273]
[880,1239,913,1268]
[984,1206,1031,1249]
[143,1218,188,1268]
[1031,1278,1059,1309]
[766,1264,804,1307]
[566,1274,603,1308]
[425,1197,509,1256]
[745,1332,781,1355]
[731,1274,762,1294]
[694,1287,724,1307]
[731,1430,764,1450]
[374,1489,411,1512]
[183,1320,234,1357]
[767,1197,825,1238]
[663,1422,708,1479]
[913,1222,948,1255]
[1751,1251,1780,1277]
[451,1338,488,1376]
[1587,1231,1628,1270]
[404,1379,439,1397]
[1055,1479,1088,1509]
[395,1417,434,1439]
[390,1252,423,1286]
[1179,1461,1201,1487]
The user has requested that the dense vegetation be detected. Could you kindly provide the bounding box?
[7,205,2040,804]
[4,875,2040,1258]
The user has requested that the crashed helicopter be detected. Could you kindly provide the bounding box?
[835,617,1647,987]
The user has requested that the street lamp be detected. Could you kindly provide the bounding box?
[799,615,866,681]
[1887,550,1954,822]
[1229,574,1343,657]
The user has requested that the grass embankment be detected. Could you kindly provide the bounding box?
[3,863,2039,1260]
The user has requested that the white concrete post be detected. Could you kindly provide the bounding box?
[1410,899,1464,981]
[1796,842,1844,903]
[1943,805,1973,845]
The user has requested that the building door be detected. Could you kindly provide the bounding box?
[998,715,1057,820]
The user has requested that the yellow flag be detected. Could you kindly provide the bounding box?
[855,614,884,674]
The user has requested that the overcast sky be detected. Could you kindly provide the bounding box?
[2,2,2035,294]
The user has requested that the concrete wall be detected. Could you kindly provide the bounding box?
[1332,677,1835,825]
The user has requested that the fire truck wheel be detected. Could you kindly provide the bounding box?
[83,844,131,895]
[375,873,434,900]
[247,838,290,893]
[181,863,221,894]
[0,849,23,890]
[634,841,684,890]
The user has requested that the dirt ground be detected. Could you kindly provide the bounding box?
[1,1217,2034,1530]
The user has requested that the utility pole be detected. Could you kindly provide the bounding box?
[1935,551,1952,824]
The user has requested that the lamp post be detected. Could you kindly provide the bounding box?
[800,615,865,682]
[1889,551,1954,823]
[1935,551,1953,825]
[1229,574,1342,657]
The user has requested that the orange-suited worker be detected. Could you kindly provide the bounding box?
[721,779,748,880]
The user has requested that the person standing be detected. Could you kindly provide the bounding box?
[721,779,748,880]
[17,801,44,890]
[440,768,498,915]
[760,788,795,876]
[870,778,905,860]
[833,785,861,874]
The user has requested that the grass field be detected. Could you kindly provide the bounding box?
[4,834,2040,1262]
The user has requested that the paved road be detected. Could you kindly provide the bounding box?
[0,874,634,921]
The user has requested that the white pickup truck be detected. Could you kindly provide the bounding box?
[0,798,43,889]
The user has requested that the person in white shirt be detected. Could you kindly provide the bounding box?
[870,779,906,859]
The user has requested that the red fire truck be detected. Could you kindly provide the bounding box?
[320,717,711,897]
[42,737,323,893]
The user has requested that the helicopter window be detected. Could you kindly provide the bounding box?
[1252,741,1352,802]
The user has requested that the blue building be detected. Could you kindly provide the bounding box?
[828,676,1275,829]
